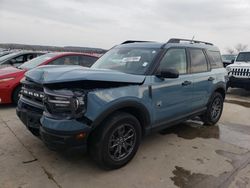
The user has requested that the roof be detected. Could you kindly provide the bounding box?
[117,38,220,51]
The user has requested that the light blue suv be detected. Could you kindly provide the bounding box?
[17,38,227,169]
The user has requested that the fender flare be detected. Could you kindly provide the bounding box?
[91,100,151,132]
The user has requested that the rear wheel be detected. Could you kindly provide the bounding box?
[201,92,224,126]
[12,85,21,105]
[89,112,142,170]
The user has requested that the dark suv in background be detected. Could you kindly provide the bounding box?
[17,38,227,169]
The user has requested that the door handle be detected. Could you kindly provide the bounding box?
[208,77,215,81]
[182,80,192,86]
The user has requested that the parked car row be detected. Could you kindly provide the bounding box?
[15,38,228,169]
[0,52,98,104]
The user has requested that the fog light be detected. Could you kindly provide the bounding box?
[76,132,86,140]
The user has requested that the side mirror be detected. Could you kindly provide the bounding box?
[231,59,235,63]
[156,68,179,79]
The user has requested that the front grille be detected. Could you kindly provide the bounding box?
[21,80,44,105]
[231,68,250,77]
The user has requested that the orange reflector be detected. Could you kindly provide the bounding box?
[76,132,86,140]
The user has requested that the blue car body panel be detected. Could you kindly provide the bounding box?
[26,65,146,84]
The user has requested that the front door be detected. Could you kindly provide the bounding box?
[151,48,193,127]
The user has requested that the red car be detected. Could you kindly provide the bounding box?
[0,52,98,104]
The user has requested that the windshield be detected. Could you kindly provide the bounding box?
[91,47,159,75]
[222,55,236,61]
[19,53,57,69]
[236,52,250,62]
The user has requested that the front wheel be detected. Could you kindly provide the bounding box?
[89,112,142,170]
[201,92,224,126]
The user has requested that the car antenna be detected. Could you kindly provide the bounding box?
[191,35,195,43]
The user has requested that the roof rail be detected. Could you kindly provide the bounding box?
[121,40,153,45]
[166,38,213,46]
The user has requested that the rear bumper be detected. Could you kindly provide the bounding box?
[228,77,250,90]
[16,98,91,152]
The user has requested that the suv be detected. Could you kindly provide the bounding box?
[17,38,227,169]
[221,54,237,67]
[226,51,250,90]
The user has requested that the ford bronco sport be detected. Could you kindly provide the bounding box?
[17,38,227,169]
[226,51,250,90]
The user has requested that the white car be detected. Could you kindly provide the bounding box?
[226,51,250,90]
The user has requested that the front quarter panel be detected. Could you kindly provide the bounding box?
[84,84,153,125]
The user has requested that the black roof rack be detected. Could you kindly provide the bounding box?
[121,40,153,44]
[166,38,213,46]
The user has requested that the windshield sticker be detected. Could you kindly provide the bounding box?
[142,62,148,67]
[122,56,141,62]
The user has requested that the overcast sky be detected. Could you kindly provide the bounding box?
[0,0,249,52]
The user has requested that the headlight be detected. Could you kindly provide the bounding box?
[0,77,15,83]
[44,88,86,118]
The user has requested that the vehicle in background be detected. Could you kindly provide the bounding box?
[0,51,45,67]
[17,38,227,169]
[222,54,237,67]
[226,51,250,90]
[0,51,14,58]
[0,52,98,104]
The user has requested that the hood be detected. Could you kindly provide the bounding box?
[228,61,250,68]
[25,65,146,84]
[0,66,24,78]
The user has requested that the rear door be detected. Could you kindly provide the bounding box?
[188,48,213,110]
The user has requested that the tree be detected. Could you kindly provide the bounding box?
[226,48,235,54]
[235,43,248,53]
[226,43,248,54]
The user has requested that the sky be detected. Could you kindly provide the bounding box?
[0,0,249,52]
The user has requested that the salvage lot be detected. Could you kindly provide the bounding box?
[0,89,250,188]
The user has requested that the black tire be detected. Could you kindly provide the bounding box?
[201,92,224,126]
[12,85,21,105]
[89,112,142,170]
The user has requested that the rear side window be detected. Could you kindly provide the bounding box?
[50,56,79,65]
[190,49,208,73]
[207,51,223,68]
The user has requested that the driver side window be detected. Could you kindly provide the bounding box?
[158,48,187,74]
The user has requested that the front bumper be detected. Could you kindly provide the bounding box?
[228,76,250,90]
[17,98,91,152]
[40,116,91,151]
[0,85,12,104]
[16,98,43,136]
